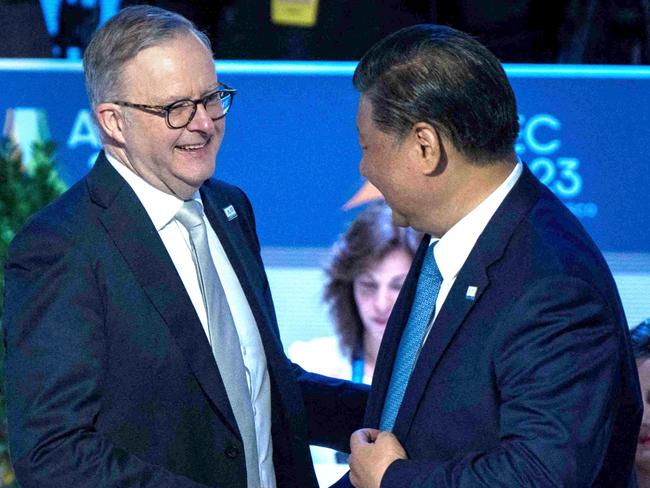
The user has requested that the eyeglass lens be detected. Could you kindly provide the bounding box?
[168,92,233,128]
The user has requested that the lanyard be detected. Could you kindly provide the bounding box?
[351,357,365,384]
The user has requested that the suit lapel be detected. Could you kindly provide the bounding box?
[200,188,287,363]
[391,256,489,438]
[379,165,544,438]
[87,154,241,437]
[200,184,303,441]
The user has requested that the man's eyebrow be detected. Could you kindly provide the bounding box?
[201,85,220,96]
[159,85,220,105]
[158,94,185,105]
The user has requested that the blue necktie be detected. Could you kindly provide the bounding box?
[380,242,442,431]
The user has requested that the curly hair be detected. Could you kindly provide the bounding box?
[323,202,422,358]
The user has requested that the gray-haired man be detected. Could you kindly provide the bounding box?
[3,6,366,488]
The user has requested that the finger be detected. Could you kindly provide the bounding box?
[349,469,360,488]
[348,453,361,488]
[364,428,381,442]
[376,431,408,458]
[376,430,396,442]
[352,428,381,447]
[350,429,369,450]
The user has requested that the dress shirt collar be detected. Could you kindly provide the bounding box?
[431,161,523,281]
[105,152,201,230]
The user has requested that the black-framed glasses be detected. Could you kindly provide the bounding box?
[111,82,237,129]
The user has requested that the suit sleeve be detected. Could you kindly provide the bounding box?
[380,276,631,487]
[294,365,369,452]
[2,220,213,488]
[233,185,369,453]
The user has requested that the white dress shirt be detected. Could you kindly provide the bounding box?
[429,162,523,325]
[106,153,276,488]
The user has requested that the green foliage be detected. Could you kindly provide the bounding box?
[0,139,66,487]
[0,139,66,314]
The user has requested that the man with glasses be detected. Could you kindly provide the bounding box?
[2,6,366,488]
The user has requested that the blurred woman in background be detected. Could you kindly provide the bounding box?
[290,202,421,384]
[289,202,420,469]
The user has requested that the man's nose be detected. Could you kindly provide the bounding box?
[187,103,215,132]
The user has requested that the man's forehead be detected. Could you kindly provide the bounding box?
[120,36,217,101]
[356,96,374,130]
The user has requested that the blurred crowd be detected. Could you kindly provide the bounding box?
[1,0,649,63]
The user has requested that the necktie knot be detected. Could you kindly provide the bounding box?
[175,200,204,231]
[421,241,442,281]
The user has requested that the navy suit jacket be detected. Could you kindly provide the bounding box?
[3,152,367,488]
[336,165,641,487]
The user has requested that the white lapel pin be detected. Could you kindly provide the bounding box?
[223,205,237,221]
[465,286,478,301]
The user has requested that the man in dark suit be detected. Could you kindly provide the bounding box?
[337,24,642,487]
[2,6,366,488]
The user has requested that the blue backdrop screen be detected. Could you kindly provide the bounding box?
[1,60,649,253]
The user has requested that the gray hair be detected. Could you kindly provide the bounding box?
[83,5,212,108]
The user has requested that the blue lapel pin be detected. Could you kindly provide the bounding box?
[465,286,478,301]
[223,205,237,221]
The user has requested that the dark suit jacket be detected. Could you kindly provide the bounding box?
[3,152,366,488]
[336,165,641,487]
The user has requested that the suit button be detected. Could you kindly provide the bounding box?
[225,446,239,458]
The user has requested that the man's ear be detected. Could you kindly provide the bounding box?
[95,103,127,145]
[412,122,443,175]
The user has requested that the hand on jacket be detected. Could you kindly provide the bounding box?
[349,428,407,488]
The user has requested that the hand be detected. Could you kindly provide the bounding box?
[349,428,407,488]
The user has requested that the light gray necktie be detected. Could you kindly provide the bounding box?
[175,200,260,488]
